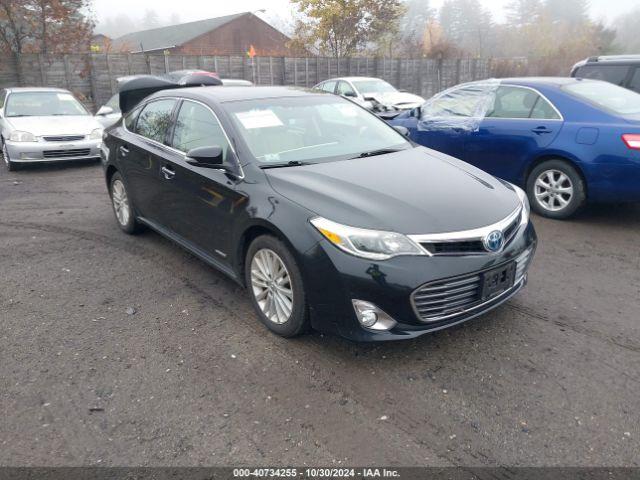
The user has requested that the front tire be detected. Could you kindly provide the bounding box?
[526,159,586,219]
[109,172,143,234]
[245,235,309,338]
[2,138,17,172]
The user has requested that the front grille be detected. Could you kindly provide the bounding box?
[43,148,91,158]
[418,208,523,256]
[515,247,533,281]
[42,135,85,142]
[412,274,483,322]
[503,214,520,244]
[421,240,485,255]
[411,247,533,323]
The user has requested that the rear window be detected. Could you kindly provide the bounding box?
[575,65,629,86]
[563,80,640,115]
[629,69,640,94]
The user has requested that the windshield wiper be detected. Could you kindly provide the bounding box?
[260,160,314,169]
[351,148,403,159]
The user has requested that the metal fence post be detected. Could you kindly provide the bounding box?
[269,57,274,85]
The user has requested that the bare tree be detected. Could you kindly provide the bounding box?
[0,0,93,83]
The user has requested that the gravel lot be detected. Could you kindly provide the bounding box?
[1,160,639,467]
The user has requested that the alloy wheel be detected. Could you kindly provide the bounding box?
[250,248,294,325]
[111,179,131,226]
[533,169,574,212]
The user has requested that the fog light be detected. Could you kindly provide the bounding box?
[352,300,397,331]
[360,309,378,327]
[20,152,42,160]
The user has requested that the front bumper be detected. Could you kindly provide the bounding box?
[5,138,101,163]
[302,222,537,341]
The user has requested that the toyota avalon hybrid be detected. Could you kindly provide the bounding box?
[102,86,536,341]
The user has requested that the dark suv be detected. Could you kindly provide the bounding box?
[571,55,640,93]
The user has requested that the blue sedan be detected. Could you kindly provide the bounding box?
[389,77,640,218]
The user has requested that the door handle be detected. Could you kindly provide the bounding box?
[531,127,551,135]
[161,166,175,180]
[119,145,129,157]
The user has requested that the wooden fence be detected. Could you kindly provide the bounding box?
[0,53,524,111]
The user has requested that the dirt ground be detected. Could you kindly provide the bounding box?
[1,160,639,467]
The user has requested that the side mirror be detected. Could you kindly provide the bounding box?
[410,106,422,118]
[343,91,357,98]
[186,145,224,168]
[96,105,114,116]
[392,125,410,137]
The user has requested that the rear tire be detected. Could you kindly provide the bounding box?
[526,159,586,219]
[109,172,143,234]
[245,235,309,338]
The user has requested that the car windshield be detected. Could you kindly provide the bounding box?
[352,80,397,95]
[226,96,411,165]
[563,80,640,115]
[5,91,88,117]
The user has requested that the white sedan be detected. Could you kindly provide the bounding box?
[313,76,425,115]
[1,87,103,171]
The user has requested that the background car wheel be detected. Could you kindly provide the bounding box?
[2,138,17,172]
[527,159,586,219]
[109,172,143,234]
[245,235,309,338]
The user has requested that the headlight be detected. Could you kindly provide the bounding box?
[89,128,103,140]
[9,131,36,142]
[513,185,530,225]
[310,217,425,260]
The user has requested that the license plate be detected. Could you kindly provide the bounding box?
[481,263,516,300]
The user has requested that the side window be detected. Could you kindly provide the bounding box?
[530,96,561,120]
[423,87,491,118]
[628,68,640,93]
[124,105,142,131]
[105,94,121,113]
[134,99,176,143]
[321,81,337,93]
[172,101,230,160]
[337,81,356,97]
[0,90,6,109]
[575,65,629,86]
[488,86,540,119]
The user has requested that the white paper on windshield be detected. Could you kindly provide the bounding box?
[236,109,283,129]
[57,93,75,101]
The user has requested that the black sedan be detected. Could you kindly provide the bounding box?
[101,86,537,341]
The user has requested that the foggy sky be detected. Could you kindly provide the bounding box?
[93,0,640,35]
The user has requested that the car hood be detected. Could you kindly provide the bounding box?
[265,147,521,235]
[365,91,425,109]
[5,116,102,136]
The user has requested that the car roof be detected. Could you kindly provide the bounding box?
[458,77,594,89]
[499,77,585,86]
[320,77,383,83]
[5,87,70,93]
[582,54,640,65]
[153,85,322,103]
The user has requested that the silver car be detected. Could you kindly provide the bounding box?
[314,76,425,114]
[1,87,103,171]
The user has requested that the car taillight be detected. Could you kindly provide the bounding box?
[622,134,640,150]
